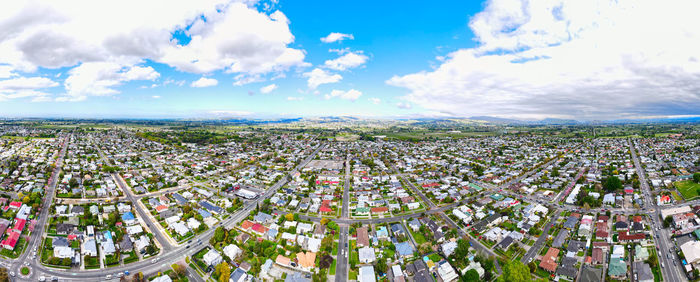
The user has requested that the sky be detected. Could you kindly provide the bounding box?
[1,0,700,120]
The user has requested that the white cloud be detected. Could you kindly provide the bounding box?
[287,96,303,101]
[324,51,368,71]
[388,0,700,119]
[152,95,161,99]
[0,76,59,102]
[160,3,308,77]
[191,77,218,88]
[209,110,252,116]
[368,97,381,104]
[324,89,362,101]
[396,102,412,109]
[0,0,307,101]
[0,65,15,78]
[303,68,342,89]
[58,62,159,102]
[260,83,278,94]
[320,32,354,43]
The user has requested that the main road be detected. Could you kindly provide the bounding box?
[629,139,686,282]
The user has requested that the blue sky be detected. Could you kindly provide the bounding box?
[1,0,699,120]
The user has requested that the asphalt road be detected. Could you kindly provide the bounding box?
[629,139,686,282]
[521,213,559,264]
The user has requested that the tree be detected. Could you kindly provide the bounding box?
[664,216,673,228]
[694,173,700,184]
[0,267,8,282]
[496,261,532,282]
[214,227,226,243]
[173,263,186,276]
[603,176,622,192]
[462,269,480,282]
[215,262,231,282]
[375,257,388,273]
[285,213,294,221]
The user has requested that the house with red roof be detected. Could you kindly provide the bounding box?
[618,231,645,242]
[252,223,269,235]
[240,220,254,230]
[320,200,333,213]
[13,218,26,232]
[1,230,20,250]
[371,207,389,214]
[8,202,21,209]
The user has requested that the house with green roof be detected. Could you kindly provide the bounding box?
[355,207,370,216]
[634,245,649,261]
[490,194,504,201]
[467,182,483,191]
[693,229,700,240]
[608,258,627,279]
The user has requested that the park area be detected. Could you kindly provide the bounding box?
[676,180,700,200]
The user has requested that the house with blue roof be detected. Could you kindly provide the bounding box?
[197,209,212,218]
[395,242,415,259]
[376,226,389,239]
[199,200,223,214]
[121,212,136,225]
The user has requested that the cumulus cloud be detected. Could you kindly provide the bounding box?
[260,83,277,94]
[0,0,307,101]
[152,95,161,99]
[56,62,159,102]
[191,77,218,88]
[368,97,381,104]
[388,0,700,119]
[287,96,303,101]
[324,89,362,101]
[303,68,342,89]
[320,32,354,43]
[324,51,368,71]
[0,76,59,102]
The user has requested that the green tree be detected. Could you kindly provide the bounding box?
[694,173,700,184]
[664,215,673,228]
[462,269,480,282]
[375,257,388,273]
[603,176,622,192]
[214,227,226,243]
[496,261,531,282]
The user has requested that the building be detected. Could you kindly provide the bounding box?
[203,249,223,267]
[635,261,654,282]
[681,241,700,265]
[359,246,376,263]
[359,265,376,282]
[437,261,458,282]
[539,248,559,273]
[608,258,627,279]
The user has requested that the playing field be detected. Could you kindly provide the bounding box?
[676,180,700,200]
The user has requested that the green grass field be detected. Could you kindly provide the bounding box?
[676,180,700,200]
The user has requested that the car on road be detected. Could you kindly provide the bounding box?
[38,276,46,281]
[9,271,14,277]
[106,274,112,279]
[186,245,190,249]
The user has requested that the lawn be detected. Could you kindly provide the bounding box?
[329,259,337,275]
[671,191,684,202]
[410,229,427,245]
[676,180,700,200]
